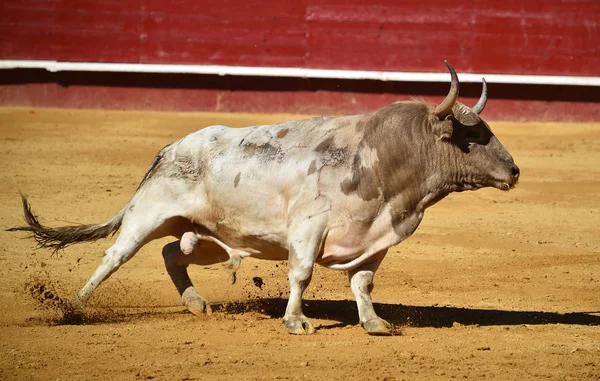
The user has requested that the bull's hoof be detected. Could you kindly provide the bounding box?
[181,287,212,316]
[63,297,87,322]
[362,318,392,336]
[283,316,316,335]
[69,297,86,314]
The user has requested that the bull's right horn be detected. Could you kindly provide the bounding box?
[434,61,460,119]
[471,78,488,114]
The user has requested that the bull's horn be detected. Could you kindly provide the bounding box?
[434,61,460,118]
[471,78,488,114]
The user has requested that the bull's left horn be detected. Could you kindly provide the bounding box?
[434,61,460,119]
[471,78,488,114]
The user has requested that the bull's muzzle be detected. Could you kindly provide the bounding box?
[505,163,520,190]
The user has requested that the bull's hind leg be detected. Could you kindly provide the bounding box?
[348,251,392,336]
[162,240,228,315]
[73,234,144,311]
[72,211,184,312]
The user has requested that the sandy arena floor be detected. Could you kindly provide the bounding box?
[0,107,599,380]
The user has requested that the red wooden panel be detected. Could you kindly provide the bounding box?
[142,15,306,45]
[306,0,475,24]
[0,0,598,75]
[0,26,142,63]
[2,0,141,14]
[139,14,306,65]
[144,0,307,21]
[305,20,473,72]
[140,41,306,66]
[304,0,599,74]
[304,0,476,72]
[469,0,600,75]
[0,3,142,62]
[0,6,140,32]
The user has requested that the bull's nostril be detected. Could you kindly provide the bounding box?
[511,165,520,178]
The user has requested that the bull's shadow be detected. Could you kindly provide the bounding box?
[212,298,600,328]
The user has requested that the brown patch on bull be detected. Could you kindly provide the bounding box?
[276,129,289,138]
[234,172,241,187]
[322,146,348,166]
[242,142,259,156]
[361,102,434,202]
[355,118,368,133]
[170,154,204,182]
[307,160,317,176]
[314,136,349,167]
[242,141,285,163]
[314,136,334,153]
[340,152,381,202]
[340,101,454,204]
[142,144,204,183]
[328,118,351,133]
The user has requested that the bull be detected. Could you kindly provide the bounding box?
[9,62,519,335]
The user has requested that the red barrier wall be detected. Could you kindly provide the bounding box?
[1,1,599,120]
[1,0,599,76]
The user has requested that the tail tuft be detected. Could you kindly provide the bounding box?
[222,255,243,285]
[7,193,124,253]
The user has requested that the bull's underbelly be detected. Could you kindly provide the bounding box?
[212,214,420,273]
[194,199,424,270]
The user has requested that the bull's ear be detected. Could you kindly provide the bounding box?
[432,117,453,140]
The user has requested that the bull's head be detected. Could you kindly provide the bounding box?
[432,62,520,192]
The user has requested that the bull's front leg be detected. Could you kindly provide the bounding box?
[284,246,317,334]
[283,213,328,335]
[348,251,392,336]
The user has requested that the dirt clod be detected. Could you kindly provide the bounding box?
[252,276,264,289]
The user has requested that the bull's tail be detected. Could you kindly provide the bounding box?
[8,144,170,253]
[7,193,127,253]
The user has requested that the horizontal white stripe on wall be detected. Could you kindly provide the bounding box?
[1,60,599,87]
